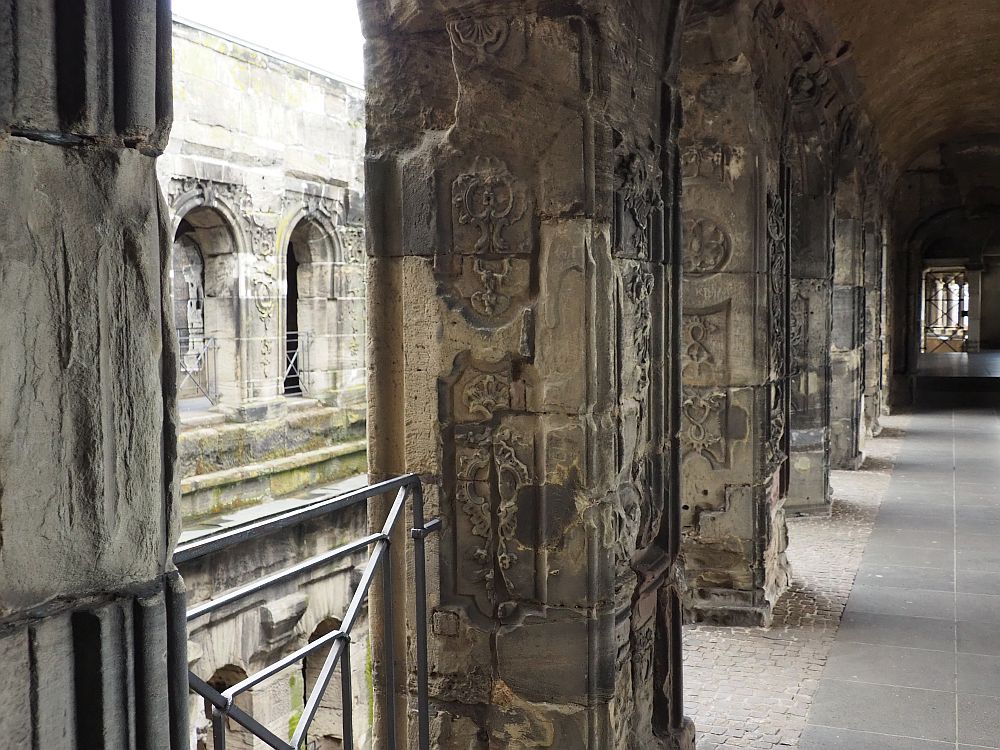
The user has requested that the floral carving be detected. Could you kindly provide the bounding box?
[493,427,529,594]
[455,424,532,606]
[249,255,278,366]
[683,304,729,381]
[453,158,526,255]
[447,18,510,63]
[463,372,510,420]
[615,146,663,258]
[683,217,731,274]
[681,388,727,467]
[624,267,655,395]
[471,258,512,316]
[457,431,493,578]
[766,189,790,475]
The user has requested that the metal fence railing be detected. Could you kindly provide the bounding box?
[175,475,439,750]
[174,331,366,408]
[178,334,220,405]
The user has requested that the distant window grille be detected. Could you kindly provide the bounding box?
[922,269,969,353]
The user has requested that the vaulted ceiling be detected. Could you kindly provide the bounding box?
[816,0,1000,169]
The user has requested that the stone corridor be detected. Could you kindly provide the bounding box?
[686,406,1000,749]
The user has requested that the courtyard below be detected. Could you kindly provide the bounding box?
[685,406,1000,749]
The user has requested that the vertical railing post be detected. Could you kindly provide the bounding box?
[381,534,398,750]
[212,707,227,750]
[410,482,432,750]
[341,638,354,750]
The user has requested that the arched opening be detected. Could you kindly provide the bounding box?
[300,618,346,750]
[171,206,241,410]
[285,226,303,395]
[282,214,367,412]
[199,664,255,750]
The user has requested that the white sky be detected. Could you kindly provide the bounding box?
[172,0,365,86]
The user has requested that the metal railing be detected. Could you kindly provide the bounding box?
[284,331,308,396]
[178,334,220,404]
[176,475,439,750]
[173,331,366,407]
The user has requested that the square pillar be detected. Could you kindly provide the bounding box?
[679,64,791,626]
[361,3,693,748]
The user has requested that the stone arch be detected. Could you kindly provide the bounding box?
[170,184,252,408]
[279,204,366,408]
[299,617,347,750]
[199,664,255,750]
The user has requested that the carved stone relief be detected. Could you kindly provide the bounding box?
[681,141,734,183]
[442,355,541,620]
[683,216,732,275]
[168,176,252,219]
[789,59,831,108]
[683,302,730,383]
[445,157,533,326]
[248,252,278,367]
[622,264,655,398]
[455,423,532,606]
[766,190,789,475]
[614,136,663,259]
[681,387,728,468]
[447,18,510,64]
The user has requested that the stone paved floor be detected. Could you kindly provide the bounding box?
[683,416,908,749]
[801,408,1000,749]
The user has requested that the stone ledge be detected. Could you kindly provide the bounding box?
[180,440,367,521]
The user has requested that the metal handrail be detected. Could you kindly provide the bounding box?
[178,335,219,404]
[180,474,439,750]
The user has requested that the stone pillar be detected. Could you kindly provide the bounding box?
[831,206,866,469]
[863,221,886,436]
[361,2,693,748]
[0,2,188,747]
[786,170,834,515]
[679,58,791,624]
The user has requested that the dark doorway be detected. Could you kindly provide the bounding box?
[285,238,302,395]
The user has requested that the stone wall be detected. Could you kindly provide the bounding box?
[181,506,372,750]
[157,21,374,748]
[159,20,367,418]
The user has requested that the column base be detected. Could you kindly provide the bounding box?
[658,717,697,750]
[684,596,774,627]
[832,451,865,471]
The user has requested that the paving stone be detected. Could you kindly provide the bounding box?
[684,418,906,749]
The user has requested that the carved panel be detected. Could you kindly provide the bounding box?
[167,176,252,219]
[443,157,534,326]
[614,135,663,260]
[682,302,730,384]
[622,263,655,399]
[681,387,728,468]
[766,190,789,474]
[447,18,510,63]
[442,355,540,621]
[683,216,731,275]
[681,141,734,183]
[247,253,278,368]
